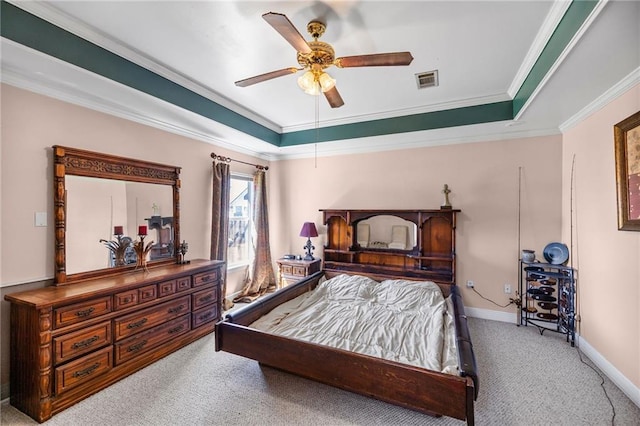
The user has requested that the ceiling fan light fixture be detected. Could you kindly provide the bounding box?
[318,72,336,92]
[297,70,317,94]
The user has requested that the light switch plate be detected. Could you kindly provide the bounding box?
[35,212,47,227]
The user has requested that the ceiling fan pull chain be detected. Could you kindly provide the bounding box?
[315,94,319,169]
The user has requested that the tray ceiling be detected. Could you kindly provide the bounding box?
[1,1,639,159]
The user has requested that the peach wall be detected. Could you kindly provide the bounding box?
[268,134,563,314]
[0,84,260,286]
[0,84,260,397]
[562,84,640,389]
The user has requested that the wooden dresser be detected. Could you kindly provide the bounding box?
[5,259,224,423]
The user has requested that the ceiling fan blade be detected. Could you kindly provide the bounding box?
[324,86,344,108]
[235,67,300,87]
[335,52,414,68]
[262,12,312,54]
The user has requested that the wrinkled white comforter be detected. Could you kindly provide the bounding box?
[251,274,459,375]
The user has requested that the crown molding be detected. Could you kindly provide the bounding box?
[514,0,608,120]
[2,60,560,163]
[271,122,560,161]
[282,93,511,132]
[6,0,283,134]
[1,50,276,161]
[508,0,572,98]
[560,66,640,132]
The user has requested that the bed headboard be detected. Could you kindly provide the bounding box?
[320,208,460,287]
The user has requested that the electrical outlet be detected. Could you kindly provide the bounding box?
[504,284,512,294]
[466,280,474,288]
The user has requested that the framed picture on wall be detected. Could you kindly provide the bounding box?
[614,111,640,231]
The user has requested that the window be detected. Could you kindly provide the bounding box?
[227,175,253,268]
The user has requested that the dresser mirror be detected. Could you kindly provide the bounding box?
[54,146,181,284]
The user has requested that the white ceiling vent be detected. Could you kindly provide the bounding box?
[415,70,439,89]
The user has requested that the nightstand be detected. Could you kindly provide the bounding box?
[276,258,321,288]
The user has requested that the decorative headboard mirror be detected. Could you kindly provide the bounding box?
[53,145,181,285]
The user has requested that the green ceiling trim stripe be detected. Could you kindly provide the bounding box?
[280,101,513,146]
[0,1,281,145]
[1,1,590,148]
[513,0,598,116]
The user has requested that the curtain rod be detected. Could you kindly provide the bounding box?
[211,153,268,170]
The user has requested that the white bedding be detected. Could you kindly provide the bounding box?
[251,274,459,375]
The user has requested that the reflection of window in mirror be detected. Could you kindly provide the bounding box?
[228,175,254,268]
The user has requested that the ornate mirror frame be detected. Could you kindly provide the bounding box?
[54,145,181,285]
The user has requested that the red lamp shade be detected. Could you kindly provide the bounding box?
[299,222,318,238]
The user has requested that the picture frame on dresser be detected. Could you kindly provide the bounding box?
[614,111,640,231]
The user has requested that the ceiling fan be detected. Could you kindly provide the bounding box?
[235,12,414,108]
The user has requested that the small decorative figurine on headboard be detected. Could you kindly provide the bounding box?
[441,184,452,209]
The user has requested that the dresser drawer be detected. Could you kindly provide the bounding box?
[192,304,219,328]
[281,265,293,275]
[292,266,307,276]
[158,279,176,297]
[176,276,191,292]
[114,315,191,365]
[192,287,218,310]
[55,346,112,395]
[53,321,112,365]
[114,289,138,310]
[113,295,191,341]
[193,270,219,287]
[54,297,112,329]
[138,285,157,303]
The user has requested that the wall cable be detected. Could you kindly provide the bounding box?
[471,287,514,308]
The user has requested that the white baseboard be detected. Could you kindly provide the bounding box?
[577,334,640,409]
[465,306,518,324]
[465,306,640,409]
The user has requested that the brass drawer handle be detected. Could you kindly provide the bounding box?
[127,340,148,353]
[199,311,213,321]
[168,304,185,314]
[72,362,100,378]
[71,335,99,350]
[200,275,211,282]
[168,324,185,334]
[199,295,213,303]
[126,318,148,329]
[75,307,95,317]
[122,297,132,304]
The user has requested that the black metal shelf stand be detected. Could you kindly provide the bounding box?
[518,261,576,346]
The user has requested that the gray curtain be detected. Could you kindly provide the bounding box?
[234,170,276,303]
[211,161,233,310]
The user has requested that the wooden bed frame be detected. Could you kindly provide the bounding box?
[215,269,478,425]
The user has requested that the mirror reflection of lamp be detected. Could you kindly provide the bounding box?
[299,222,319,261]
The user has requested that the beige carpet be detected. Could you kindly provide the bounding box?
[2,318,639,425]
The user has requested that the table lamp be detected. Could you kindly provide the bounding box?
[299,222,318,261]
